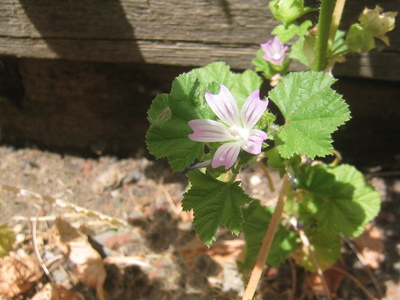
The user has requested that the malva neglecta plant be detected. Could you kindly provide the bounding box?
[146,0,396,299]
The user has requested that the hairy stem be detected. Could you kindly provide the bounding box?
[312,0,337,71]
[242,174,291,300]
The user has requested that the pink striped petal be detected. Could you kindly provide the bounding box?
[240,90,269,130]
[242,129,268,154]
[205,85,240,127]
[212,142,242,169]
[188,119,232,142]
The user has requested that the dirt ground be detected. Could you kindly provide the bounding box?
[0,144,399,299]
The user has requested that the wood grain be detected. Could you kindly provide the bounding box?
[1,0,399,80]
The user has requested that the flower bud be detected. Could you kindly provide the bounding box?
[359,5,397,46]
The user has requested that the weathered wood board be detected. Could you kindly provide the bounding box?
[0,0,399,81]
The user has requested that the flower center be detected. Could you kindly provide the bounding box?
[229,125,249,141]
[273,52,282,60]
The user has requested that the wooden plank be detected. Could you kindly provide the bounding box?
[1,0,399,81]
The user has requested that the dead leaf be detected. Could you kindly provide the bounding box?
[0,250,43,298]
[31,283,84,300]
[307,260,345,298]
[207,239,244,266]
[104,230,132,250]
[51,284,84,300]
[91,167,123,193]
[55,218,106,300]
[81,161,92,178]
[354,223,384,269]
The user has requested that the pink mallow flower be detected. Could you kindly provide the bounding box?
[260,36,288,66]
[188,84,268,169]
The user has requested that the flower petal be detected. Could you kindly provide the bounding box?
[240,90,268,130]
[205,85,240,127]
[242,129,268,154]
[212,142,241,169]
[260,36,288,66]
[188,119,232,142]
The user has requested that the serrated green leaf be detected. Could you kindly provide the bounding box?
[182,170,252,246]
[272,24,299,43]
[146,92,204,172]
[241,201,298,268]
[193,61,235,86]
[293,229,341,272]
[297,164,381,237]
[272,21,312,43]
[0,223,15,257]
[269,72,350,159]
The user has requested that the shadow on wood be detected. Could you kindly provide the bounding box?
[18,0,144,62]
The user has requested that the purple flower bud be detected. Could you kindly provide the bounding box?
[260,36,288,66]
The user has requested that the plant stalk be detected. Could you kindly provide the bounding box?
[242,174,291,300]
[329,0,346,52]
[312,0,337,71]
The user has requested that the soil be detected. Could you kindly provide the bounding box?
[0,144,399,299]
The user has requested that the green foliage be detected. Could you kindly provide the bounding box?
[0,223,15,257]
[293,229,341,272]
[346,24,376,53]
[241,201,298,268]
[264,148,301,177]
[272,20,313,43]
[269,0,315,26]
[289,37,309,67]
[146,62,262,172]
[182,170,253,246]
[269,72,351,159]
[297,164,381,237]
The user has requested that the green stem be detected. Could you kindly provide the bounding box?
[312,0,337,71]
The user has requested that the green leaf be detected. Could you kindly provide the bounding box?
[241,201,297,268]
[272,20,313,43]
[146,92,204,172]
[193,61,235,86]
[289,37,309,67]
[264,147,301,177]
[182,170,253,246]
[231,70,263,108]
[297,164,381,237]
[346,23,376,53]
[269,72,350,159]
[0,223,15,257]
[293,229,341,272]
[272,24,299,43]
[329,30,349,58]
